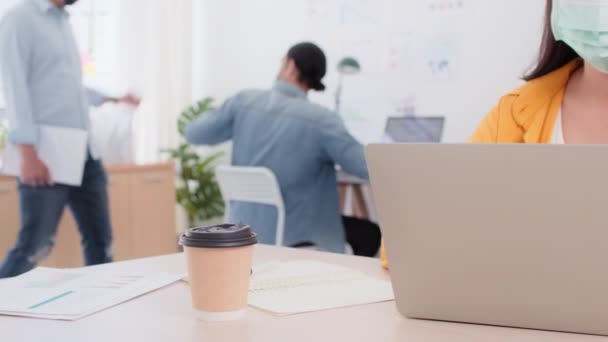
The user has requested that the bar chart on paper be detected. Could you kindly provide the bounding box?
[0,268,184,320]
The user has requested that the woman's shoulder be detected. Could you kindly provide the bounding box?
[471,60,580,143]
[500,60,580,121]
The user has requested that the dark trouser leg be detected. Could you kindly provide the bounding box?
[342,216,382,257]
[68,157,113,266]
[0,183,70,278]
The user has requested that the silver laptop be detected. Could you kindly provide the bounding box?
[366,144,608,336]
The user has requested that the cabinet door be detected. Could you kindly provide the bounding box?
[107,173,132,261]
[0,178,19,259]
[0,178,82,268]
[44,173,133,266]
[129,170,178,258]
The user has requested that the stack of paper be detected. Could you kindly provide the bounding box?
[0,268,184,320]
[248,260,394,315]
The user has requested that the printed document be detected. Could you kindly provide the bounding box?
[0,267,184,320]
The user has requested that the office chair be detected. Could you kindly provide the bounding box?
[216,165,285,246]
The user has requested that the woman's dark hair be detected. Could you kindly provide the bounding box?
[523,0,579,81]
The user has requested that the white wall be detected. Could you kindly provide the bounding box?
[193,0,244,101]
[193,0,546,143]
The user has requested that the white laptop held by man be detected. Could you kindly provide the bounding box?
[2,125,88,186]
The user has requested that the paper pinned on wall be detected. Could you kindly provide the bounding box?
[427,0,465,13]
[248,260,394,315]
[339,0,381,27]
[424,34,459,80]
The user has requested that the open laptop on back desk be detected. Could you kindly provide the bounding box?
[382,116,445,143]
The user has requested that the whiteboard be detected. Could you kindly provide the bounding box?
[198,0,545,143]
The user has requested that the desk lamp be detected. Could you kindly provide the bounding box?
[335,57,361,113]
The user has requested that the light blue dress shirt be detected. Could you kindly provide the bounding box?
[0,0,105,149]
[186,81,369,253]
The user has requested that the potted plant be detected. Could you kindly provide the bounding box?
[165,98,225,227]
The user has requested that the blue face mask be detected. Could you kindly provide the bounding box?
[552,0,608,73]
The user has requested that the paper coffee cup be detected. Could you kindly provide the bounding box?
[180,224,257,321]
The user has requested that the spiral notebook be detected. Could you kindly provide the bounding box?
[248,260,394,315]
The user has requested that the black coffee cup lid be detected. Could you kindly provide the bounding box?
[180,224,258,248]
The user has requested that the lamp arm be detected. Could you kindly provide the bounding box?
[335,74,344,113]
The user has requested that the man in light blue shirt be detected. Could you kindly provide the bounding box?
[186,42,379,254]
[0,0,138,278]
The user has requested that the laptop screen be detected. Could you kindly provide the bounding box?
[383,117,445,143]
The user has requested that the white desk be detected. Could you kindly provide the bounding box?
[1,246,606,342]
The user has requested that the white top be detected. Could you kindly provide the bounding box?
[0,246,603,342]
[552,109,565,144]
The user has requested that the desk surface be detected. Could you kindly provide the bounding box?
[1,246,606,342]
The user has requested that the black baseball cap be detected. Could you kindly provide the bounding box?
[287,42,327,91]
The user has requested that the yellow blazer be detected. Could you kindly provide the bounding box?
[380,59,581,269]
[470,59,581,143]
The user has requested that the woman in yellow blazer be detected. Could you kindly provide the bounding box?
[472,0,608,145]
[381,0,608,268]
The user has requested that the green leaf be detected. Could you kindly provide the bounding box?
[177,97,216,137]
[165,96,225,223]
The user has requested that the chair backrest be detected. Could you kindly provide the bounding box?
[215,165,285,246]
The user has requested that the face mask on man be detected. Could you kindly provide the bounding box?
[552,0,608,73]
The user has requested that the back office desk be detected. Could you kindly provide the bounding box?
[1,246,605,342]
[337,170,374,220]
